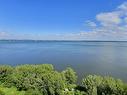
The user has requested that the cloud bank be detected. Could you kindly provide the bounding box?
[79,2,127,41]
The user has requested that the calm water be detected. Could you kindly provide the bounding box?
[0,40,127,82]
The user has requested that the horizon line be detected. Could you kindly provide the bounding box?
[0,39,127,42]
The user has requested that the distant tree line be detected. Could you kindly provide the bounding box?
[0,64,127,95]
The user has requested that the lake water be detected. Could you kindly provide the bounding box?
[0,40,127,82]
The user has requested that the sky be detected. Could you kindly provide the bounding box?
[0,0,127,40]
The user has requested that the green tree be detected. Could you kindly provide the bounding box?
[82,75,103,95]
[82,75,125,95]
[9,64,54,91]
[38,71,65,95]
[98,76,124,95]
[62,68,77,84]
[0,64,127,95]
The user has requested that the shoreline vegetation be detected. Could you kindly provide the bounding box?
[0,64,127,95]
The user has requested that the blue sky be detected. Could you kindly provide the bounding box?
[0,0,127,40]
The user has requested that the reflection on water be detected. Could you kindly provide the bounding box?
[0,41,127,82]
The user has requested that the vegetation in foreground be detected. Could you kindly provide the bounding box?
[0,64,127,95]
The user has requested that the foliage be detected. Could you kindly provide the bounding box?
[24,89,41,95]
[82,75,126,95]
[82,75,103,95]
[0,86,25,95]
[0,64,127,95]
[62,67,77,84]
[123,84,127,95]
[37,71,65,95]
[0,65,13,84]
[8,64,54,90]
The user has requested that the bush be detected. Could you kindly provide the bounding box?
[82,75,125,95]
[8,64,54,91]
[62,67,77,84]
[0,90,5,95]
[82,75,103,95]
[0,64,126,95]
[24,89,41,95]
[98,77,124,95]
[37,71,65,95]
[123,84,127,94]
[0,86,25,95]
[0,65,13,83]
[4,64,66,95]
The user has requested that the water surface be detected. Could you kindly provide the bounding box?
[0,40,127,82]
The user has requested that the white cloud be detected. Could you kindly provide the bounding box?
[96,12,121,26]
[85,20,97,28]
[68,2,127,41]
[118,2,127,10]
[78,2,127,41]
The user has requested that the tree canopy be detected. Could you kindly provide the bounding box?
[0,64,126,95]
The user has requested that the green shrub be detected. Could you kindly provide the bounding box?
[0,65,13,83]
[82,75,103,95]
[0,90,5,95]
[24,89,41,95]
[0,86,25,95]
[62,67,77,84]
[0,64,126,95]
[4,64,66,95]
[74,90,87,95]
[98,77,124,95]
[123,84,127,94]
[9,64,54,91]
[82,75,125,95]
[38,71,65,95]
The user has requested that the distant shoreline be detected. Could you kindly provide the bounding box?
[0,39,127,42]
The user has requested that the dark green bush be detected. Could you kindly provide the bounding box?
[0,65,13,83]
[123,84,127,95]
[0,90,5,95]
